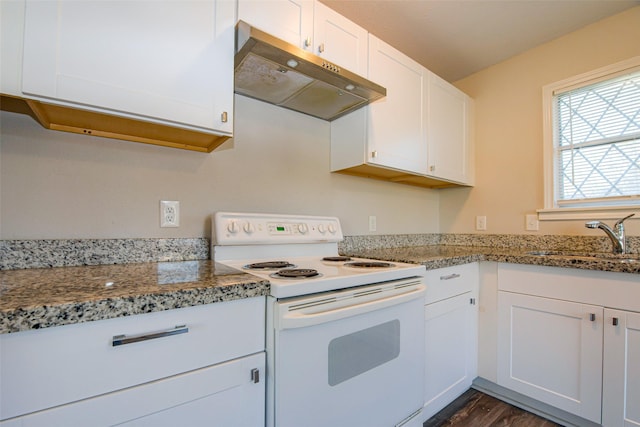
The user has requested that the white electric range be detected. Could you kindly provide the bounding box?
[212,212,426,427]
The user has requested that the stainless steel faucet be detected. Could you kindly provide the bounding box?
[585,213,635,254]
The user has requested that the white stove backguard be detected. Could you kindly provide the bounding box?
[212,212,343,248]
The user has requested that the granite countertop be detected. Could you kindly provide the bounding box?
[342,245,640,275]
[0,261,269,334]
[2,244,638,335]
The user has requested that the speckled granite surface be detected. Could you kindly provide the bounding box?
[341,245,640,275]
[0,261,269,334]
[2,234,638,335]
[0,238,209,270]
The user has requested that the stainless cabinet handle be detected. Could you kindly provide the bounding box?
[470,298,476,305]
[589,313,596,322]
[221,111,228,123]
[251,368,260,384]
[304,36,311,48]
[613,317,619,326]
[318,43,325,53]
[371,150,378,158]
[440,273,461,280]
[112,325,188,347]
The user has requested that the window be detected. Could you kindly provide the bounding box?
[541,57,640,220]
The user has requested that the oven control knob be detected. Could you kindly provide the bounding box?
[297,223,309,234]
[243,222,255,234]
[227,221,239,234]
[318,224,326,234]
[328,224,337,234]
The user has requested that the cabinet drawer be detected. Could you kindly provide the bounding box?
[424,263,478,304]
[6,352,265,427]
[0,297,265,420]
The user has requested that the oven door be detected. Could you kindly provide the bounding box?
[269,278,425,427]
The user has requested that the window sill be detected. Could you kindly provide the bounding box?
[538,206,639,221]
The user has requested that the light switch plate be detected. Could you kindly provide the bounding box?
[476,216,487,231]
[525,214,539,231]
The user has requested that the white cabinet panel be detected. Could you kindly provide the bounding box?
[427,72,473,184]
[1,298,265,420]
[312,1,368,75]
[497,291,603,423]
[5,352,265,427]
[603,309,640,427]
[238,0,314,50]
[21,0,234,134]
[422,263,478,421]
[367,35,427,175]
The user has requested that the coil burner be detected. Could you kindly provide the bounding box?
[270,268,321,279]
[322,256,352,262]
[244,261,295,270]
[344,261,395,269]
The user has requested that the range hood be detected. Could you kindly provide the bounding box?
[235,21,386,121]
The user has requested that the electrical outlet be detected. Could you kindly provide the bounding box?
[160,201,180,227]
[525,214,539,231]
[369,215,377,232]
[475,216,487,231]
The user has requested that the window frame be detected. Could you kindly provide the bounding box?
[540,56,640,221]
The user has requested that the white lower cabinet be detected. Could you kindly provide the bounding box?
[496,263,640,426]
[497,292,603,422]
[5,352,265,427]
[603,309,640,427]
[0,298,266,426]
[422,263,478,421]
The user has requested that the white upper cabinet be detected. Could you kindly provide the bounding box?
[237,0,367,75]
[427,72,474,185]
[312,1,368,75]
[21,0,235,136]
[331,35,474,188]
[331,35,427,178]
[238,0,314,50]
[367,35,428,175]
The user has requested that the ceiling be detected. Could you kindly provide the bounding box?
[320,0,640,82]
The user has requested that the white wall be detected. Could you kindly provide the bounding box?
[443,6,640,236]
[0,95,440,239]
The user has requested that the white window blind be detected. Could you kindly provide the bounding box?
[553,70,640,208]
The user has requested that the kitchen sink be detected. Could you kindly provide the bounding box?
[526,250,640,263]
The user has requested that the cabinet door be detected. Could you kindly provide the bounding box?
[423,292,478,420]
[312,1,368,75]
[367,35,427,175]
[497,292,603,423]
[603,309,640,427]
[238,0,314,50]
[21,0,234,134]
[11,352,265,427]
[426,72,472,184]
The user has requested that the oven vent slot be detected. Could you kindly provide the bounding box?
[354,288,383,298]
[394,279,422,289]
[289,297,337,311]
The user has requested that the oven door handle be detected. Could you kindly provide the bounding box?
[276,283,425,330]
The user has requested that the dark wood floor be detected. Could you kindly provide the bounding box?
[424,389,562,427]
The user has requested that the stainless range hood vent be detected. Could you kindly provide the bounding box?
[235,21,386,121]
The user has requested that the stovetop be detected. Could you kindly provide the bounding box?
[212,212,425,298]
[218,255,425,298]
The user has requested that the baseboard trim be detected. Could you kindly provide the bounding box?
[471,377,602,427]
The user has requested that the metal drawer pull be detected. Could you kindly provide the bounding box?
[589,313,596,322]
[470,298,476,305]
[440,273,461,280]
[251,368,260,384]
[112,325,189,347]
[613,317,619,326]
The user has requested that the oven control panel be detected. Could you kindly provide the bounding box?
[213,212,343,245]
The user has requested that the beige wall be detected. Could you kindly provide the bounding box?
[443,6,640,236]
[2,7,639,240]
[0,95,440,239]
